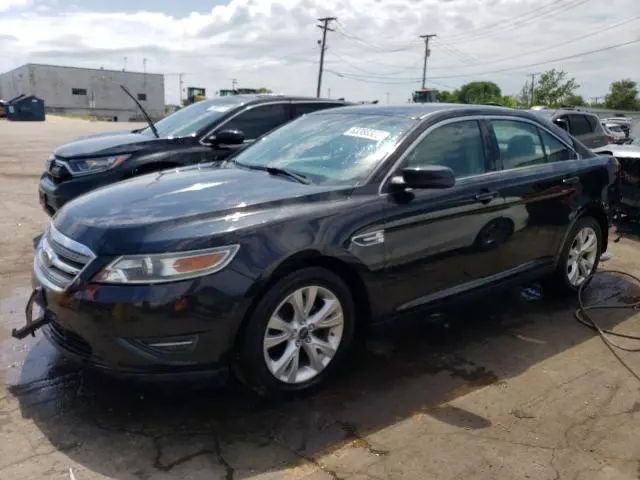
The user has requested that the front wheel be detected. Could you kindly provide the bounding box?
[547,216,602,294]
[234,267,355,398]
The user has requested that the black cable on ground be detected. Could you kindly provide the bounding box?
[575,270,640,382]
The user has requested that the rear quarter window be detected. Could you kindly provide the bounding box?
[568,115,593,136]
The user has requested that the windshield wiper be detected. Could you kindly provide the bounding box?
[236,163,311,184]
[119,85,159,138]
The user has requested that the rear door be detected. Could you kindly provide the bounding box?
[488,117,583,273]
[380,118,511,312]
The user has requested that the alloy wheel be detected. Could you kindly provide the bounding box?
[263,285,344,384]
[566,226,598,287]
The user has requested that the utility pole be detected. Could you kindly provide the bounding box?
[420,34,436,89]
[327,87,331,98]
[232,78,238,91]
[386,91,390,104]
[529,72,540,107]
[316,16,336,98]
[178,73,184,103]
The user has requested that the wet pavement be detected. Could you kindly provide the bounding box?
[2,256,640,479]
[1,118,640,479]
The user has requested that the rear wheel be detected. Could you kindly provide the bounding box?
[234,267,355,398]
[547,216,602,294]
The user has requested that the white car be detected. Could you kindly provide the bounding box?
[601,122,626,142]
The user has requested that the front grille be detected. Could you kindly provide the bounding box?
[48,321,92,358]
[34,226,95,292]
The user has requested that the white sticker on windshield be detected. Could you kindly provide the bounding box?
[207,105,230,112]
[343,127,390,142]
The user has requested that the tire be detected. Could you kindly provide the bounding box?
[546,216,602,295]
[233,267,356,399]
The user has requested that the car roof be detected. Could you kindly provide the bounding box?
[230,94,351,105]
[311,102,544,121]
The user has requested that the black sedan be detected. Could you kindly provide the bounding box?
[16,103,619,397]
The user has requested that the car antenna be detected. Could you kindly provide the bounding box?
[119,85,159,138]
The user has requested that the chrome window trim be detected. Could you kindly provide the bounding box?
[198,101,291,146]
[377,114,580,195]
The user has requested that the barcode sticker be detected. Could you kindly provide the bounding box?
[343,127,390,141]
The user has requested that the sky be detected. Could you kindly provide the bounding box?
[0,0,638,104]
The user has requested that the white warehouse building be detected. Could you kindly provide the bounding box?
[0,63,165,121]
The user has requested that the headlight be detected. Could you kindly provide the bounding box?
[68,154,131,176]
[92,245,240,284]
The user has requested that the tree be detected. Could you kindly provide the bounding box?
[516,83,531,107]
[437,90,459,103]
[257,87,273,93]
[502,95,518,108]
[605,79,640,111]
[564,94,586,107]
[533,69,579,107]
[457,81,502,104]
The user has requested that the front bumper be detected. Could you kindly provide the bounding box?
[38,170,124,217]
[30,268,253,379]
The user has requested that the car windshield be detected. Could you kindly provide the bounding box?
[140,97,245,138]
[231,112,416,185]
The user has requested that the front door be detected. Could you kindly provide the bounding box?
[380,118,510,313]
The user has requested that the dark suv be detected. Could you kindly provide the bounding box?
[532,108,610,150]
[17,104,619,398]
[38,95,350,216]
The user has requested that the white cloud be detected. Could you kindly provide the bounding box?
[0,0,638,104]
[0,0,31,12]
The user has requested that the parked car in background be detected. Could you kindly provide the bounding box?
[38,95,351,216]
[603,116,631,138]
[531,108,610,150]
[601,121,626,143]
[16,104,619,397]
[594,125,640,221]
[0,99,6,118]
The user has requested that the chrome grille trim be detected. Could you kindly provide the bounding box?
[34,225,96,292]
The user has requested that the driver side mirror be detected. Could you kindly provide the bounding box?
[554,118,569,131]
[390,166,456,191]
[207,129,245,146]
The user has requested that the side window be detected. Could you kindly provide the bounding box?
[222,104,288,140]
[406,120,486,178]
[538,129,575,163]
[568,115,592,136]
[585,115,599,131]
[492,120,545,169]
[292,102,343,118]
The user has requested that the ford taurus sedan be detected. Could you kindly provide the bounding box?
[15,103,619,398]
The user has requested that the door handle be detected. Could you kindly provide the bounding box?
[562,176,579,185]
[474,191,499,203]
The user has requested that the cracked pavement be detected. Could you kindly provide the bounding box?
[1,118,640,479]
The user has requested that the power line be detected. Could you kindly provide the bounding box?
[428,38,640,79]
[438,14,640,70]
[316,16,336,98]
[420,34,437,89]
[326,38,640,84]
[334,22,418,53]
[328,50,420,76]
[446,0,593,44]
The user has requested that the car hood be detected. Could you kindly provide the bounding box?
[53,164,352,255]
[53,131,179,159]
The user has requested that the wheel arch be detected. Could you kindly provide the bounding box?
[233,250,373,351]
[555,205,609,266]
